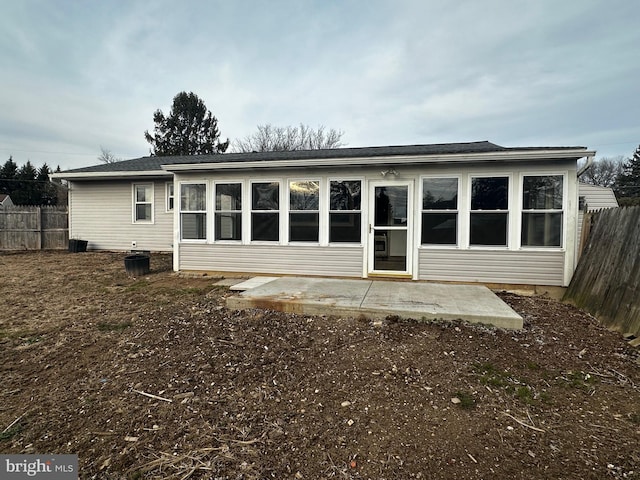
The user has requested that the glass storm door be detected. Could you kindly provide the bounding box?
[368,181,412,276]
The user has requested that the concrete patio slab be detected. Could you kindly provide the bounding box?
[229,276,279,291]
[226,277,523,329]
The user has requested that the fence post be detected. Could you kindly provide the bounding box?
[37,206,42,250]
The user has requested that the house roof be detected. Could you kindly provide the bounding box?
[54,141,594,180]
[0,194,8,201]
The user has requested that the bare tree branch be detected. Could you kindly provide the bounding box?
[233,124,345,153]
[98,146,121,164]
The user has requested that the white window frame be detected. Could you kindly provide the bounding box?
[288,178,321,244]
[328,178,363,245]
[469,174,511,249]
[132,183,154,224]
[419,175,460,248]
[520,173,566,250]
[179,182,207,242]
[214,181,243,242]
[250,180,281,243]
[165,182,174,212]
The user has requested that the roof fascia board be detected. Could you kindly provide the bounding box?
[51,170,170,180]
[163,149,595,172]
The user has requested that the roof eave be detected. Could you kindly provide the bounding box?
[51,170,171,180]
[163,149,595,172]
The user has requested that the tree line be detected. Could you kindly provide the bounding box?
[581,145,640,206]
[0,158,66,206]
[3,90,637,205]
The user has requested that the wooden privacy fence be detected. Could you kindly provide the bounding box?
[0,206,69,250]
[565,206,640,338]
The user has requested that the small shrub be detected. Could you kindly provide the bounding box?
[0,423,23,442]
[454,390,476,409]
[97,321,132,332]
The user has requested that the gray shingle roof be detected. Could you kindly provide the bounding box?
[60,140,587,175]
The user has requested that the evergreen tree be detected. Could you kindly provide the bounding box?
[12,161,38,205]
[1,156,18,179]
[37,163,56,205]
[616,145,640,202]
[144,91,229,156]
[0,158,61,205]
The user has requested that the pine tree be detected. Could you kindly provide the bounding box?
[37,163,56,205]
[1,156,18,179]
[12,161,38,205]
[144,91,229,156]
[616,145,640,202]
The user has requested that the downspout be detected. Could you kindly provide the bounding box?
[570,153,595,285]
[576,154,595,178]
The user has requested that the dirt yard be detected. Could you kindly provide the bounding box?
[0,251,638,479]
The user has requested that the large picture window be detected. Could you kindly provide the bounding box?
[181,183,206,240]
[133,184,153,223]
[251,182,279,241]
[289,180,319,242]
[470,176,509,246]
[521,175,563,247]
[215,183,242,241]
[421,177,458,245]
[329,180,361,243]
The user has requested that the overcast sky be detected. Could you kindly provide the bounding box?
[1,0,638,170]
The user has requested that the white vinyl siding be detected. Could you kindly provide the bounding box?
[180,243,363,277]
[418,249,566,286]
[69,180,173,251]
[578,183,619,211]
[168,161,578,286]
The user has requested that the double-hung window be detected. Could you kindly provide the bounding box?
[329,180,361,243]
[470,176,509,246]
[289,180,319,242]
[166,183,174,212]
[251,182,279,241]
[421,177,458,245]
[181,183,206,240]
[133,183,153,223]
[215,183,242,241]
[521,175,563,247]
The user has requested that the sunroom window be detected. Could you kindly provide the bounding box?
[329,180,361,243]
[289,180,319,242]
[181,183,206,240]
[215,183,242,241]
[470,176,509,246]
[251,182,279,241]
[421,177,458,245]
[521,175,563,247]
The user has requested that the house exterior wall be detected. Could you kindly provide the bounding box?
[180,243,363,277]
[68,179,173,251]
[578,183,619,211]
[173,159,579,286]
[418,249,565,285]
[0,195,14,207]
